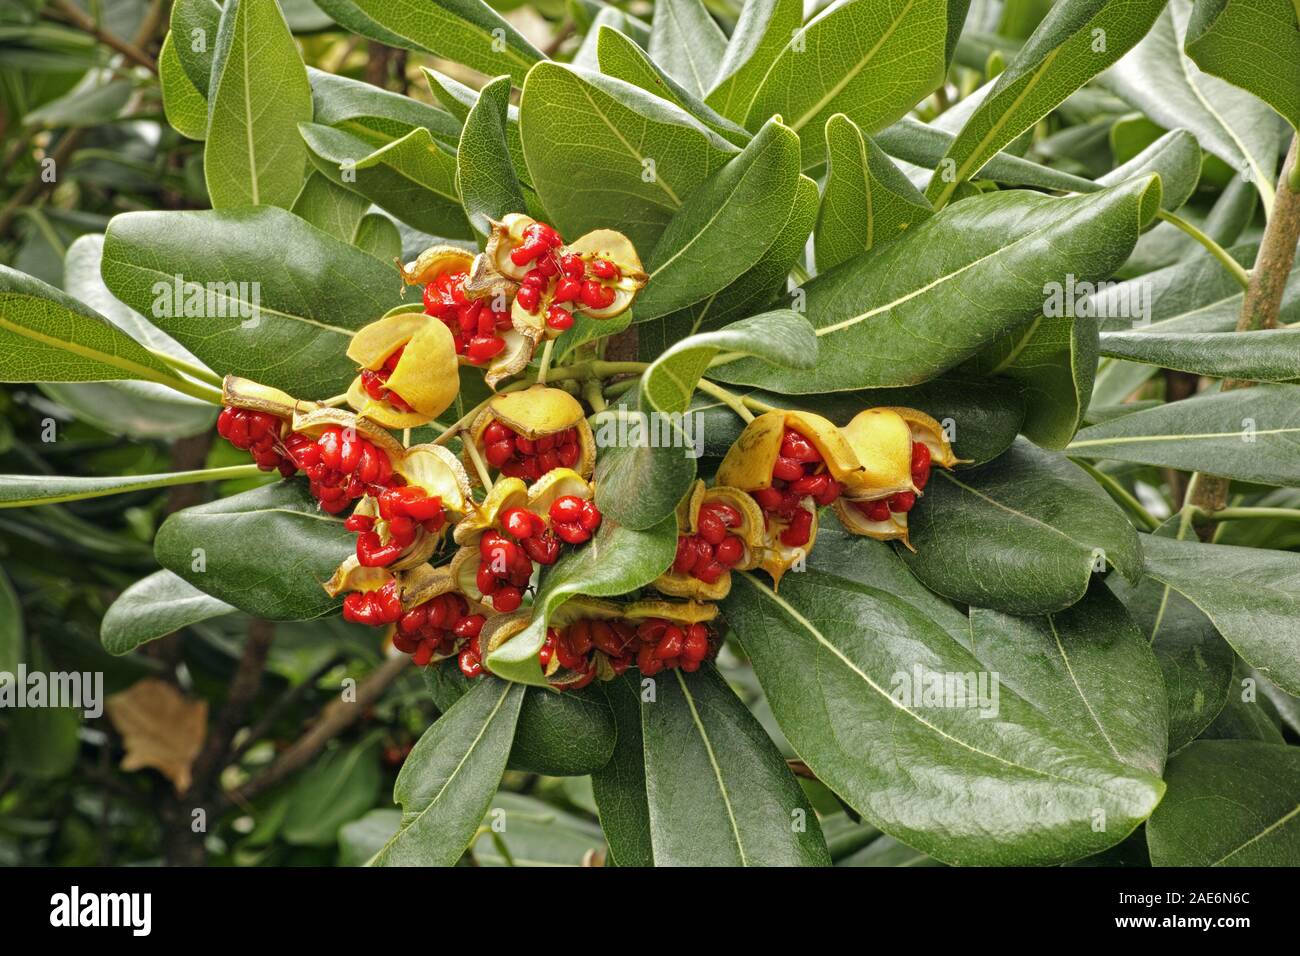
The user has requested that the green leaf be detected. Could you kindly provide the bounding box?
[101,570,236,656]
[876,115,1098,194]
[283,737,383,847]
[313,0,543,85]
[0,264,186,388]
[814,114,932,272]
[154,482,353,622]
[0,465,259,509]
[711,178,1161,393]
[519,62,739,254]
[291,172,370,243]
[339,809,402,866]
[1089,128,1202,213]
[159,32,207,141]
[101,206,403,398]
[421,663,616,776]
[637,664,829,866]
[1098,329,1300,382]
[705,0,803,123]
[1107,543,1234,752]
[969,584,1168,776]
[0,566,23,675]
[55,234,215,440]
[353,213,402,262]
[311,68,462,150]
[926,0,1167,207]
[299,123,471,239]
[484,513,678,685]
[1146,741,1300,866]
[1185,0,1300,133]
[1202,660,1286,743]
[634,120,801,322]
[473,792,606,866]
[745,0,949,167]
[648,0,728,98]
[1069,383,1300,485]
[903,439,1143,615]
[596,310,816,530]
[204,0,312,210]
[595,26,750,147]
[1140,534,1300,696]
[371,678,524,866]
[723,569,1165,865]
[965,314,1098,449]
[170,0,221,95]
[1100,0,1284,211]
[456,75,527,238]
[592,673,654,865]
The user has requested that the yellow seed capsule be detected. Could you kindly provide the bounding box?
[345,311,460,429]
[838,408,915,500]
[466,385,596,484]
[654,481,766,601]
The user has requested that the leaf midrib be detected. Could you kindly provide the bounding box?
[671,669,749,865]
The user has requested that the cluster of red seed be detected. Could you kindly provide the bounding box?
[516,251,621,332]
[393,591,486,672]
[344,485,447,568]
[750,429,841,547]
[851,442,930,522]
[342,580,402,626]
[539,616,714,689]
[475,497,602,612]
[217,407,299,477]
[672,501,747,584]
[422,269,513,365]
[289,424,395,514]
[482,419,582,480]
[359,346,413,412]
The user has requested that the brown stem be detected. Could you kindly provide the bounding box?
[1188,136,1300,530]
[187,619,276,799]
[227,653,344,766]
[219,655,411,810]
[0,129,84,240]
[45,0,158,73]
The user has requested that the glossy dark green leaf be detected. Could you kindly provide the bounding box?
[595,26,750,147]
[1185,0,1300,133]
[456,75,527,238]
[1140,534,1300,696]
[970,584,1168,776]
[648,0,727,97]
[704,0,803,123]
[710,178,1161,393]
[723,569,1165,865]
[299,123,471,239]
[371,678,525,866]
[1098,329,1300,382]
[56,234,216,439]
[101,570,236,656]
[472,793,606,867]
[926,0,1166,207]
[904,439,1143,615]
[204,0,312,210]
[814,114,932,272]
[1068,384,1300,486]
[966,314,1098,449]
[592,673,654,866]
[1146,740,1300,866]
[519,62,739,254]
[290,172,370,243]
[101,206,403,397]
[484,513,678,685]
[154,482,353,622]
[1100,0,1285,211]
[312,0,543,84]
[310,68,462,149]
[1201,661,1286,743]
[634,121,800,322]
[513,683,617,777]
[745,0,949,167]
[0,264,187,388]
[282,737,383,847]
[596,310,816,530]
[0,466,258,509]
[1089,128,1201,213]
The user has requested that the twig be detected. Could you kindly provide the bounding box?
[45,0,158,73]
[220,655,411,809]
[227,654,345,766]
[694,379,755,423]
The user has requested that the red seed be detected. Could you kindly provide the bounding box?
[714,535,744,566]
[502,507,537,540]
[546,305,574,331]
[697,509,727,545]
[516,284,540,313]
[694,560,726,584]
[655,626,684,660]
[772,456,805,482]
[476,562,499,595]
[911,441,932,489]
[522,530,562,565]
[673,535,698,574]
[484,420,512,444]
[554,521,589,544]
[702,502,742,527]
[752,487,784,511]
[454,614,485,639]
[485,440,514,469]
[466,335,506,364]
[590,258,619,280]
[780,429,820,463]
[552,277,581,304]
[780,508,813,547]
[888,491,916,513]
[578,500,602,532]
[683,623,709,662]
[550,495,584,524]
[492,586,523,613]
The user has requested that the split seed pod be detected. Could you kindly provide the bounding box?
[345,312,461,429]
[465,385,596,484]
[222,376,318,420]
[290,406,406,462]
[654,481,765,600]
